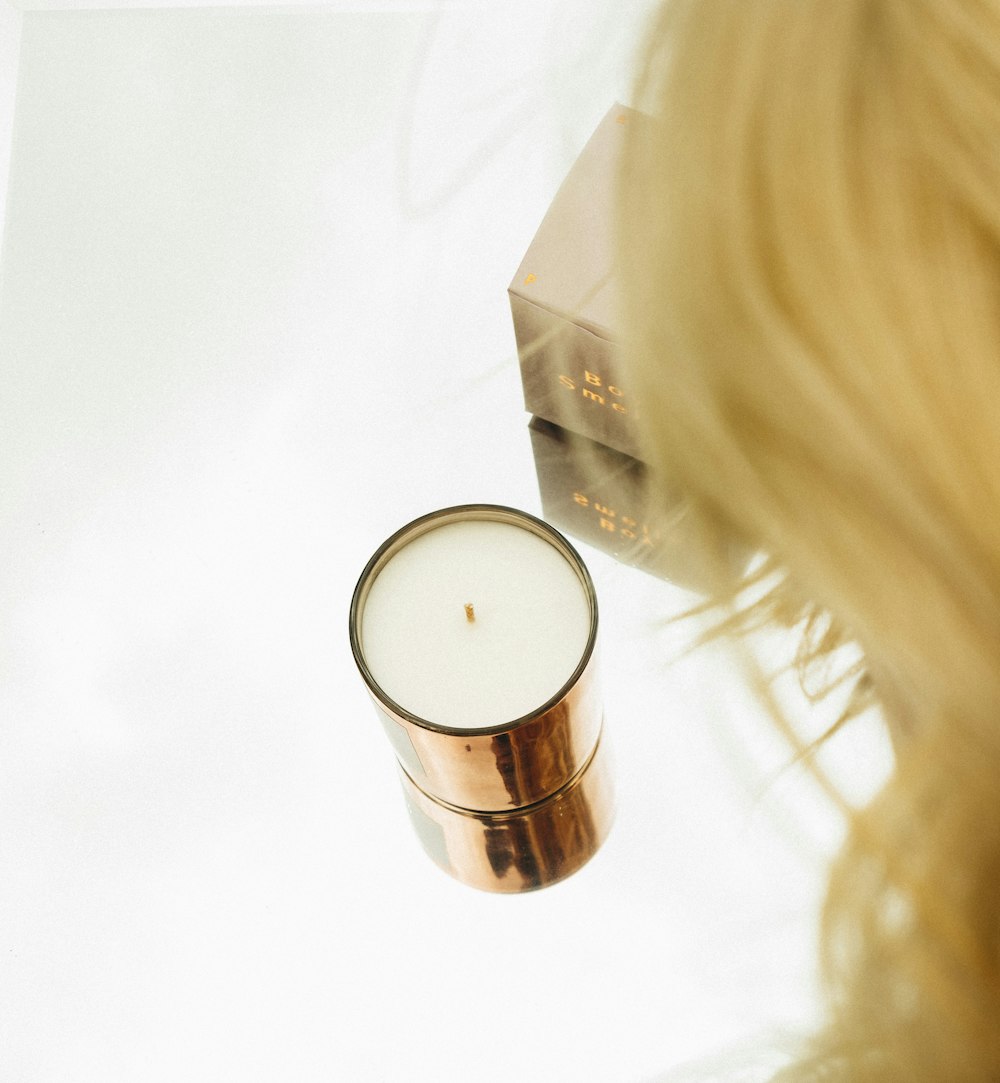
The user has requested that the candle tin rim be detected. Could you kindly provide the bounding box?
[349,503,599,738]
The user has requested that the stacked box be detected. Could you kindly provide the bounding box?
[510,105,746,592]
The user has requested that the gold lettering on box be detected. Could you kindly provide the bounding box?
[557,370,629,416]
[570,490,661,548]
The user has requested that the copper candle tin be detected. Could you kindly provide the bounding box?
[349,505,613,893]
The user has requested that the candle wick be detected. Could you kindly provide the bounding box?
[465,603,476,623]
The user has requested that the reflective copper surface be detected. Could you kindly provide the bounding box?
[400,733,614,893]
[368,649,602,812]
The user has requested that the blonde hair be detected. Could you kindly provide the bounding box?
[620,0,1000,1077]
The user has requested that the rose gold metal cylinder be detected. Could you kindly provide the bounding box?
[400,735,614,893]
[349,505,613,892]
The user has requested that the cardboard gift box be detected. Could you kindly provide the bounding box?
[509,103,641,461]
[513,105,752,592]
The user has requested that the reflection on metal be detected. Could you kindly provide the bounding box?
[401,734,613,893]
[350,504,613,893]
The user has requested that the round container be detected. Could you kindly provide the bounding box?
[349,504,613,892]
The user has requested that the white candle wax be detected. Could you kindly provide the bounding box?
[360,519,592,729]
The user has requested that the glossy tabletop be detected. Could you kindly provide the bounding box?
[0,4,893,1080]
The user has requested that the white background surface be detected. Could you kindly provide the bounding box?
[0,4,893,1080]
